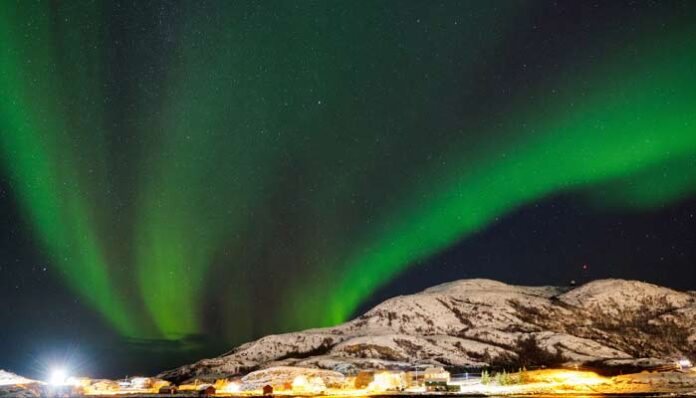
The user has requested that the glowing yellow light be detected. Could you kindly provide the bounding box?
[222,381,241,393]
[292,375,308,390]
[291,375,326,394]
[48,368,68,386]
[543,370,606,386]
[367,372,406,392]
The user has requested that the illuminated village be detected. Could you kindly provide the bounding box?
[3,360,696,397]
[3,278,696,397]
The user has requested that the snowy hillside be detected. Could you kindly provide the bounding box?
[0,370,36,386]
[159,279,696,383]
[239,366,345,391]
[0,371,41,398]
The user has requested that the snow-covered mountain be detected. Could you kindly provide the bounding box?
[159,279,696,383]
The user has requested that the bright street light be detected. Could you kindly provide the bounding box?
[48,368,68,386]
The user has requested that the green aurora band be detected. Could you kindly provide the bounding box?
[1,2,695,341]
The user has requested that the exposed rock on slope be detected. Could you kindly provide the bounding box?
[159,279,696,383]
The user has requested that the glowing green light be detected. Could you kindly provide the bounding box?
[0,2,694,342]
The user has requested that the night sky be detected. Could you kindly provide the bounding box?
[1,0,695,379]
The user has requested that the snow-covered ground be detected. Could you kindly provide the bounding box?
[0,371,41,398]
[1,367,695,396]
[0,370,36,386]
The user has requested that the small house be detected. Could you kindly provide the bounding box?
[197,384,215,396]
[262,384,274,395]
[159,385,178,394]
[423,367,450,383]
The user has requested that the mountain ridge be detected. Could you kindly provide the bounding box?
[159,278,696,383]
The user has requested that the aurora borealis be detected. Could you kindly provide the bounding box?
[1,0,696,377]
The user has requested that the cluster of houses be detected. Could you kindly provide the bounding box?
[214,366,464,395]
[38,358,696,397]
[46,376,216,397]
[351,366,460,393]
[48,366,467,396]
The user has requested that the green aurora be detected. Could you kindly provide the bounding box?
[1,2,695,342]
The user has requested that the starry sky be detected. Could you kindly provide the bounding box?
[1,0,695,379]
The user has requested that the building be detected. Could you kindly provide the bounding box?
[196,385,215,396]
[423,367,450,383]
[158,385,178,394]
[130,377,153,389]
[367,371,407,391]
[354,371,375,389]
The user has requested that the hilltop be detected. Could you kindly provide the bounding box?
[159,279,696,383]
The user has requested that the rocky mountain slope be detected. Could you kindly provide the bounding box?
[159,279,696,383]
